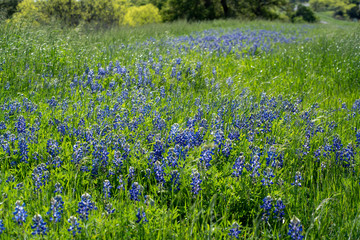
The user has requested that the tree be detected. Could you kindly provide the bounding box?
[0,0,22,19]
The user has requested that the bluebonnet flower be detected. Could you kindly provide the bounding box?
[13,201,27,225]
[356,130,360,147]
[72,142,83,165]
[291,172,302,187]
[339,144,355,168]
[91,143,109,176]
[136,208,148,224]
[274,199,285,220]
[32,163,49,192]
[200,149,213,169]
[54,182,63,194]
[232,154,245,178]
[52,156,62,168]
[0,219,5,233]
[117,175,125,190]
[31,214,47,235]
[266,146,278,167]
[113,151,123,170]
[18,137,29,163]
[228,222,241,239]
[47,139,60,158]
[77,193,97,221]
[154,161,166,184]
[14,182,24,190]
[191,170,202,197]
[47,96,58,108]
[166,148,179,168]
[6,175,15,183]
[170,170,181,192]
[103,180,112,198]
[261,168,275,186]
[260,196,273,221]
[247,154,261,179]
[288,217,304,240]
[104,203,115,215]
[128,166,136,183]
[213,130,225,148]
[68,216,81,237]
[0,122,6,130]
[222,139,232,157]
[130,182,142,201]
[47,195,64,222]
[15,116,26,134]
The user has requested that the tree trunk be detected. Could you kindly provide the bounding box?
[221,0,229,18]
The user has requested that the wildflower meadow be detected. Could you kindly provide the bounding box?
[0,19,360,239]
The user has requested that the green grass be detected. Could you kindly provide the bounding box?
[0,19,359,239]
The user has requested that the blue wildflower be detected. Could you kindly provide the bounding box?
[47,195,64,223]
[117,175,125,190]
[31,214,47,235]
[128,166,136,183]
[129,182,142,201]
[228,222,241,239]
[104,203,115,215]
[288,217,304,240]
[77,193,97,221]
[18,137,29,163]
[68,216,81,237]
[291,172,302,187]
[154,161,166,184]
[190,170,202,197]
[274,199,285,220]
[103,180,112,198]
[261,168,275,186]
[15,116,26,134]
[232,154,245,178]
[260,196,273,221]
[200,149,213,169]
[170,170,181,192]
[32,163,49,192]
[54,182,63,194]
[136,208,148,224]
[0,219,5,233]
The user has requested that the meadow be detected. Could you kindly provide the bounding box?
[0,18,360,239]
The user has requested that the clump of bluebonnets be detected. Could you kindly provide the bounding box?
[136,208,148,224]
[191,170,202,197]
[0,219,5,233]
[13,200,27,225]
[48,195,64,222]
[228,222,241,239]
[288,216,304,240]
[291,171,303,187]
[77,193,97,221]
[103,180,112,198]
[68,216,81,237]
[31,214,47,235]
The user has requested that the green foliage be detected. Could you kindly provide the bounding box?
[347,5,360,19]
[0,0,21,19]
[123,4,162,26]
[293,5,318,22]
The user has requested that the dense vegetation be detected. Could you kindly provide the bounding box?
[0,16,360,239]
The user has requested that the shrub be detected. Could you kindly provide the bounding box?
[293,5,318,23]
[123,4,162,26]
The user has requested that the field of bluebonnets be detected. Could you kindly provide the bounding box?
[0,19,360,239]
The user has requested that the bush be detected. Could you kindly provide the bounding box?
[292,5,318,23]
[347,6,360,19]
[123,4,162,26]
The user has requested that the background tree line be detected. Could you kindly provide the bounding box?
[0,0,359,26]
